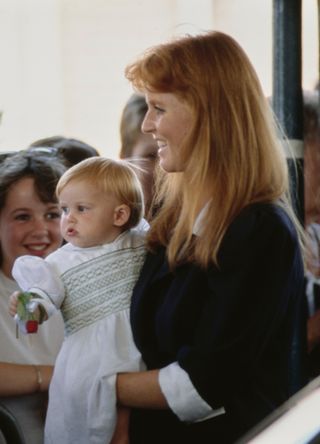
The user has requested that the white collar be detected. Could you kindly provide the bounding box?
[193,201,210,236]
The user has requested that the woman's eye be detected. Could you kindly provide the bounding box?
[154,105,165,113]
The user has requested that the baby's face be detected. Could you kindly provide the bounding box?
[59,180,121,248]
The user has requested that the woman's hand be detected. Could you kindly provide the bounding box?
[110,406,130,444]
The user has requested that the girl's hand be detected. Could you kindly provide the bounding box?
[9,291,20,317]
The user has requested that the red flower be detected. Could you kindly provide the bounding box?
[26,320,38,334]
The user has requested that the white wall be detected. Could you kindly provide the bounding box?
[0,0,318,157]
[0,0,64,149]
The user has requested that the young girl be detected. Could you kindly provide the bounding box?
[0,151,65,444]
[10,157,147,444]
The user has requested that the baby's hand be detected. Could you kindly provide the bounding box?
[11,292,41,335]
[9,291,20,317]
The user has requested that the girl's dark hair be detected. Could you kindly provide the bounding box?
[0,151,66,210]
[28,136,100,168]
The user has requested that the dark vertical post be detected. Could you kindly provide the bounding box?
[318,0,320,120]
[273,1,307,396]
[272,0,304,224]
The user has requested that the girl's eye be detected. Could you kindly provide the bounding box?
[46,211,61,220]
[14,213,30,221]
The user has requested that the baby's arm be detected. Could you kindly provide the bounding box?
[10,255,64,334]
[12,255,65,310]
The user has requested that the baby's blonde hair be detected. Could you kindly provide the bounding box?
[56,157,144,229]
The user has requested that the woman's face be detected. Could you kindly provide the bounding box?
[142,92,193,173]
[0,177,63,278]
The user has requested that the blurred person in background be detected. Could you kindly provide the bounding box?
[28,135,100,169]
[119,93,158,219]
[303,87,320,377]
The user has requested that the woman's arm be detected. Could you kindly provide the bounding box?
[117,364,221,424]
[0,362,53,396]
[112,370,166,444]
[116,369,168,409]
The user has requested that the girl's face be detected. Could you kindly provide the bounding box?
[142,92,193,173]
[0,177,62,278]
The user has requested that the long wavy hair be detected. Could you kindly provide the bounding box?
[125,31,302,269]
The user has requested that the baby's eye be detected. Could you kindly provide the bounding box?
[78,205,87,212]
[61,207,69,214]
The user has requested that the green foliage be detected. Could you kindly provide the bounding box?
[16,292,36,321]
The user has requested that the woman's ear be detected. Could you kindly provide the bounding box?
[113,204,131,228]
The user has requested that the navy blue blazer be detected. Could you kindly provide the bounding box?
[129,203,307,443]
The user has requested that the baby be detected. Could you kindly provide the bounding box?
[10,157,148,444]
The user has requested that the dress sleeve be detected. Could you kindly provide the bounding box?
[12,255,65,315]
[159,362,225,422]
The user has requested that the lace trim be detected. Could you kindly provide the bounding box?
[60,245,146,335]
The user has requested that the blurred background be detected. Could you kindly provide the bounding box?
[0,0,318,157]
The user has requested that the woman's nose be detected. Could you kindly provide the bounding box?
[141,113,155,134]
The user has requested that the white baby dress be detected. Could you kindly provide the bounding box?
[12,229,146,444]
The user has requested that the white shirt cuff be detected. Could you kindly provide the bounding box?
[158,362,225,422]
